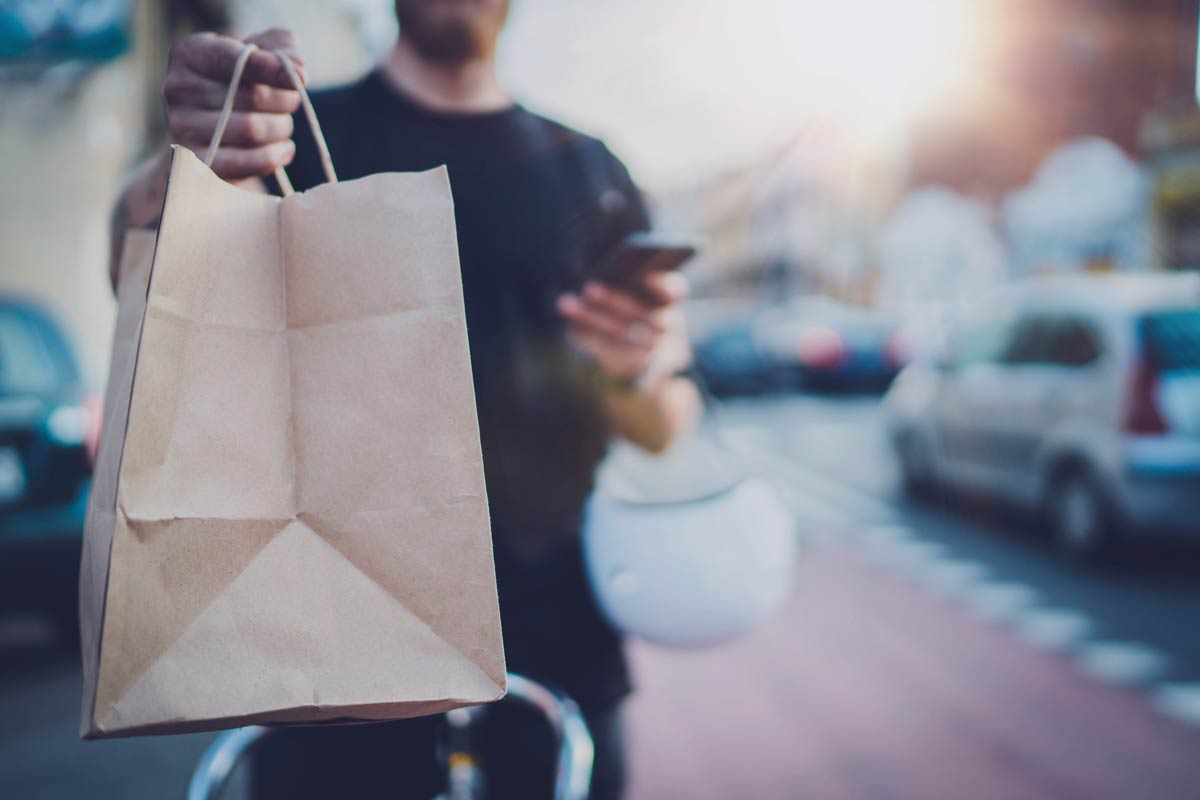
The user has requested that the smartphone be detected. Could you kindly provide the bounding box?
[590,232,698,293]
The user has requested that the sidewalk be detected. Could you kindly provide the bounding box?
[624,542,1200,800]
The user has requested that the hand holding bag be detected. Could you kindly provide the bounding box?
[80,45,505,738]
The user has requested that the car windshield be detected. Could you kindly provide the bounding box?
[945,310,1013,368]
[0,307,64,395]
[1144,309,1200,370]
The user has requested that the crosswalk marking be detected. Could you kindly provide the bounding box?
[1154,684,1200,728]
[1011,609,1096,652]
[716,420,1200,730]
[1076,641,1171,687]
[961,582,1041,624]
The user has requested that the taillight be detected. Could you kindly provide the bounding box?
[45,395,104,465]
[796,325,847,369]
[1123,356,1168,435]
[885,329,912,368]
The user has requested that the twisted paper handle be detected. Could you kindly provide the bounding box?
[203,43,337,195]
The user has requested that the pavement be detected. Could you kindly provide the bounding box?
[2,394,1199,798]
[622,394,1200,799]
[625,545,1200,799]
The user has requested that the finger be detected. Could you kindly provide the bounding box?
[168,108,293,148]
[567,313,659,359]
[177,32,305,89]
[244,28,303,65]
[581,282,664,330]
[204,140,296,181]
[163,72,302,113]
[568,324,630,357]
[637,270,690,307]
[568,325,653,371]
[558,294,648,342]
[581,288,671,339]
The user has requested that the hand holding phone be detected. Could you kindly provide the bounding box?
[557,231,697,381]
[590,232,698,306]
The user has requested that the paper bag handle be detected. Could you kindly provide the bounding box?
[203,43,338,195]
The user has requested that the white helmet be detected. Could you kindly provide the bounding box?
[583,473,796,649]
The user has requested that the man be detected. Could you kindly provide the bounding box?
[109,2,700,798]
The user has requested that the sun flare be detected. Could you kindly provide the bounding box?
[797,0,980,143]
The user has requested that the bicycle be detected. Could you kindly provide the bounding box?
[188,673,593,800]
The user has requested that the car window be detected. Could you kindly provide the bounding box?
[1143,309,1200,370]
[0,307,64,395]
[1048,318,1102,367]
[1000,315,1056,365]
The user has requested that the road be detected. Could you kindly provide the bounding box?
[624,394,1200,799]
[719,395,1200,690]
[1,394,1199,798]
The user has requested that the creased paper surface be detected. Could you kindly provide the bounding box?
[81,147,505,738]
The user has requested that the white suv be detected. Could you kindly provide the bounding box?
[884,273,1200,557]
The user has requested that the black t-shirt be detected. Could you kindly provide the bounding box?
[281,71,649,707]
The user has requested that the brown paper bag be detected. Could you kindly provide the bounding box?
[80,46,505,738]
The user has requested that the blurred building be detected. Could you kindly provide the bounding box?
[662,0,1200,309]
[907,0,1196,198]
[0,0,153,384]
[878,188,1006,320]
[0,0,388,384]
[877,0,1198,307]
[1140,0,1200,272]
[1003,137,1149,274]
[653,127,904,307]
[1144,110,1200,270]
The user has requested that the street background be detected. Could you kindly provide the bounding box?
[4,395,1200,797]
[3,0,1200,798]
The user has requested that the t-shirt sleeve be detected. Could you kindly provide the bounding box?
[603,145,651,235]
[572,140,652,276]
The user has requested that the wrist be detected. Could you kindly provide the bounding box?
[595,368,648,395]
[125,150,172,230]
[595,363,691,396]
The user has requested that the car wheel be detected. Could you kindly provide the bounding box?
[1047,469,1115,560]
[897,433,936,499]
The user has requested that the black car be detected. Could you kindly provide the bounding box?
[694,319,789,397]
[0,297,96,641]
[753,296,907,394]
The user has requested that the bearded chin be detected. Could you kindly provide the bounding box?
[395,1,508,65]
[405,23,482,64]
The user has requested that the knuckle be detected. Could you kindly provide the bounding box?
[267,27,298,48]
[165,109,196,140]
[216,149,250,177]
[161,74,183,104]
[166,38,187,68]
[250,83,272,108]
[242,114,267,144]
[276,140,296,168]
[169,33,208,70]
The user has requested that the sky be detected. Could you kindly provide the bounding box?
[499,0,982,190]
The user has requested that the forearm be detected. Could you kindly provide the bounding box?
[604,374,703,454]
[108,148,269,291]
[108,148,171,291]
